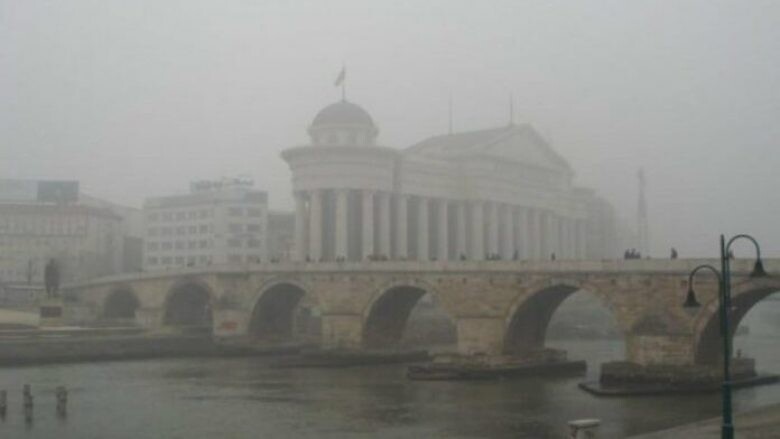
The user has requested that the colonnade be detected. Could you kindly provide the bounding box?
[293,190,587,262]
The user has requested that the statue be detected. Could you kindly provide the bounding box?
[44,259,60,298]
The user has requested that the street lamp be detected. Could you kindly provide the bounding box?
[683,234,767,439]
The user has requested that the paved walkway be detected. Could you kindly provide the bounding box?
[629,403,780,438]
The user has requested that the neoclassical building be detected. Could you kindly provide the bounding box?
[282,100,618,262]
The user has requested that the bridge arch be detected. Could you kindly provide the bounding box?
[102,286,140,321]
[503,280,625,357]
[694,280,780,366]
[248,280,318,341]
[163,279,214,328]
[362,279,453,350]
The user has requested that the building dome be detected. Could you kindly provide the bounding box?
[308,100,379,146]
[311,100,375,128]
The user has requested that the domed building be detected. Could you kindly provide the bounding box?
[282,99,618,262]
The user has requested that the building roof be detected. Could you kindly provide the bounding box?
[405,124,572,172]
[311,100,375,127]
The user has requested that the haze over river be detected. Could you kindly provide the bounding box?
[0,299,776,439]
[0,334,775,439]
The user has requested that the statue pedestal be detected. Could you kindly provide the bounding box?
[39,298,65,327]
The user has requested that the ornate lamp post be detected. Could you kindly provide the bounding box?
[683,234,766,439]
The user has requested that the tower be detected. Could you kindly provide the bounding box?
[637,168,650,256]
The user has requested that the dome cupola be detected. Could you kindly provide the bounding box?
[308,100,379,146]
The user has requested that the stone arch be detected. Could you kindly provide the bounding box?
[694,281,780,366]
[248,280,317,341]
[102,287,140,320]
[362,279,450,350]
[503,279,624,356]
[163,279,214,327]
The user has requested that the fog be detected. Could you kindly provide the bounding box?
[2,0,779,256]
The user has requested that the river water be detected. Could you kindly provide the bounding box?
[0,334,777,439]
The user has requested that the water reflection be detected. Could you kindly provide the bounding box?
[0,335,777,439]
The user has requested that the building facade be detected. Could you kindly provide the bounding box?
[142,179,269,270]
[282,100,619,262]
[0,179,127,286]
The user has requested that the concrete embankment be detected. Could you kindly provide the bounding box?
[0,331,289,367]
[628,403,780,438]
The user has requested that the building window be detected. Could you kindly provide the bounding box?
[228,207,243,217]
[228,254,242,264]
[147,213,159,222]
[199,255,209,264]
[247,239,261,248]
[176,212,185,220]
[148,228,159,236]
[162,212,172,221]
[176,226,186,235]
[199,240,208,249]
[247,208,263,218]
[186,256,196,266]
[188,225,197,234]
[188,241,197,249]
[161,257,172,264]
[228,238,242,248]
[175,256,185,265]
[162,242,173,250]
[229,224,243,233]
[147,242,159,251]
[247,224,261,233]
[175,241,185,250]
[146,257,158,265]
[187,211,196,219]
[199,225,208,233]
[161,227,172,236]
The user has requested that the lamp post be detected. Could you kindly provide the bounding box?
[683,234,767,439]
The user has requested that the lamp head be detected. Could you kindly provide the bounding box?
[683,287,701,309]
[751,259,767,278]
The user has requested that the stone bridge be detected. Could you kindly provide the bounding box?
[64,259,780,368]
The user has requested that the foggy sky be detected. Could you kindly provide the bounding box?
[2,0,779,257]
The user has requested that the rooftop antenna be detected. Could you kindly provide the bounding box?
[637,168,650,256]
[509,93,515,126]
[448,94,453,135]
[334,63,346,101]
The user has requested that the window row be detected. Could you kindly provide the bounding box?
[147,209,212,222]
[147,240,211,251]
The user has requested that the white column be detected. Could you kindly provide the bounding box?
[362,190,374,260]
[560,217,570,259]
[293,193,307,262]
[487,202,499,258]
[308,190,323,262]
[456,202,467,259]
[576,220,587,259]
[437,199,448,261]
[515,208,527,259]
[417,197,429,261]
[501,205,514,260]
[335,189,348,260]
[567,218,577,259]
[544,213,556,260]
[470,201,484,260]
[378,192,391,258]
[395,195,408,259]
[532,209,544,260]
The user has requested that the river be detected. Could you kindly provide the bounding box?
[0,333,777,439]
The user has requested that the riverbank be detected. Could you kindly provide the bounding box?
[628,402,780,438]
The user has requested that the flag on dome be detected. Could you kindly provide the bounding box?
[334,67,346,86]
